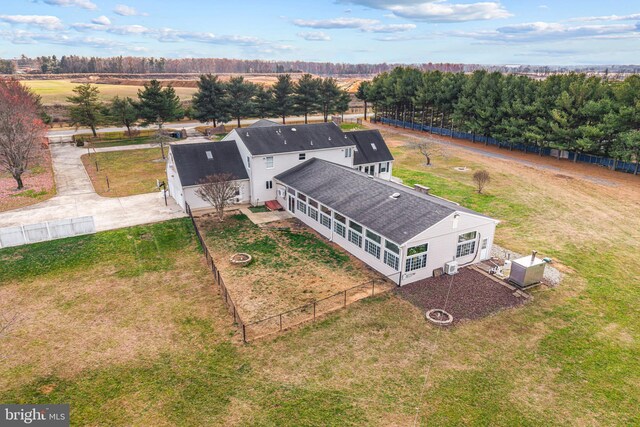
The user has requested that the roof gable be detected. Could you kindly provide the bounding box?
[346,129,394,165]
[170,141,248,187]
[235,122,353,155]
[248,119,280,128]
[275,158,490,244]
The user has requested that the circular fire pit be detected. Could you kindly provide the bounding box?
[230,253,252,266]
[425,309,453,325]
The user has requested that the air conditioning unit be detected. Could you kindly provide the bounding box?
[444,261,459,275]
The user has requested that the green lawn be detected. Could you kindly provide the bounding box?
[339,123,365,131]
[80,148,166,197]
[1,138,639,425]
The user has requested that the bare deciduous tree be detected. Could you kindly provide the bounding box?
[0,78,48,190]
[410,139,435,166]
[473,169,491,194]
[195,173,239,221]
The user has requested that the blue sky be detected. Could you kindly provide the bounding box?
[0,0,638,65]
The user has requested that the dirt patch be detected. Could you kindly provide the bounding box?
[395,268,527,325]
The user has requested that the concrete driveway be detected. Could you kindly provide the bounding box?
[0,144,185,232]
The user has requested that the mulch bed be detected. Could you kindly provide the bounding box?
[395,267,527,325]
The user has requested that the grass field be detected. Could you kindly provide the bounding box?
[80,148,166,197]
[1,127,639,424]
[21,80,197,105]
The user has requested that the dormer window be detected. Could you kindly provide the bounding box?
[345,148,352,158]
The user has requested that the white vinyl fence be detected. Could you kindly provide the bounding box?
[0,216,95,249]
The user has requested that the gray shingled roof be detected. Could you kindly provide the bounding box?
[248,119,280,128]
[170,141,248,187]
[346,130,394,165]
[275,158,489,244]
[234,122,353,155]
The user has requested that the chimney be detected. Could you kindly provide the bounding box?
[530,250,537,263]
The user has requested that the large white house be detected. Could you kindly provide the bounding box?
[166,121,497,285]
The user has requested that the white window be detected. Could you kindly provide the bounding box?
[266,156,274,169]
[379,162,389,173]
[320,206,332,229]
[384,240,400,269]
[266,181,273,190]
[299,153,306,161]
[364,230,381,259]
[206,150,213,160]
[308,207,318,221]
[456,232,477,258]
[348,221,363,247]
[247,156,251,169]
[333,213,346,238]
[297,199,307,214]
[345,147,352,158]
[371,143,377,151]
[384,251,399,270]
[405,243,428,272]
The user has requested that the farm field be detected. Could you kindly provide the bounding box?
[20,79,198,105]
[80,148,166,197]
[20,75,366,106]
[1,125,639,424]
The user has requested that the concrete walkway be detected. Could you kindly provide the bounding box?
[0,144,185,232]
[240,207,292,225]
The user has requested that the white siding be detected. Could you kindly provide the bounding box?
[166,151,186,210]
[355,161,394,180]
[248,146,355,205]
[183,180,250,211]
[399,212,497,285]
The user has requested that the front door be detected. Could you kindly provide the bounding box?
[288,195,295,213]
[480,238,488,259]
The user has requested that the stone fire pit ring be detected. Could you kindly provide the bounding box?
[425,309,453,325]
[230,253,252,266]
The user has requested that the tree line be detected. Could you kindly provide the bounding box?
[357,67,640,172]
[67,73,351,137]
[11,55,466,75]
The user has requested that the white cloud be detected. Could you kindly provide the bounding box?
[113,4,148,17]
[297,31,331,41]
[0,15,64,30]
[91,16,111,26]
[339,1,512,23]
[292,17,415,33]
[454,21,639,43]
[107,24,151,35]
[569,13,640,23]
[42,0,97,10]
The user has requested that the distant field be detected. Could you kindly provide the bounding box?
[21,79,198,105]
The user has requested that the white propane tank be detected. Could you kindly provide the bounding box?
[503,260,512,277]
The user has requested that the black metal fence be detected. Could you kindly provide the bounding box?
[186,203,392,342]
[244,278,391,341]
[186,203,246,340]
[376,117,640,175]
